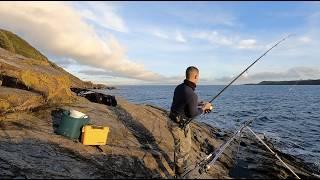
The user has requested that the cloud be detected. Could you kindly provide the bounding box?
[175,31,187,43]
[75,2,128,33]
[191,31,234,46]
[53,58,77,67]
[148,28,188,44]
[151,29,169,39]
[0,1,163,81]
[79,69,113,76]
[237,39,257,49]
[214,66,320,84]
[78,69,184,85]
[191,30,262,50]
[298,36,312,43]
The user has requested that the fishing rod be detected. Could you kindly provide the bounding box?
[208,34,294,103]
[182,103,272,178]
[182,35,295,178]
[180,34,294,129]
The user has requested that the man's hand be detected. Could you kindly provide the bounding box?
[198,101,205,106]
[201,102,213,113]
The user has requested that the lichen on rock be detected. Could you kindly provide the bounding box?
[0,98,11,113]
[0,87,45,114]
[19,69,75,104]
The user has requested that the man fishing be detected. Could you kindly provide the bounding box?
[169,66,213,178]
[171,35,293,179]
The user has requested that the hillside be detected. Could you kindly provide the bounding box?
[0,28,107,89]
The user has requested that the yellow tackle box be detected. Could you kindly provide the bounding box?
[81,125,110,145]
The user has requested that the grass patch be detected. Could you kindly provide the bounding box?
[0,29,48,62]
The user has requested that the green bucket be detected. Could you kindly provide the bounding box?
[57,110,90,140]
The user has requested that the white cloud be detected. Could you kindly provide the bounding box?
[237,39,257,49]
[148,28,187,44]
[298,36,312,43]
[175,31,187,43]
[191,31,234,46]
[78,69,184,85]
[191,31,260,50]
[0,1,163,81]
[151,29,169,39]
[54,58,77,67]
[75,2,128,33]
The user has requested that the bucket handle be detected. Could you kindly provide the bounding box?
[80,115,88,119]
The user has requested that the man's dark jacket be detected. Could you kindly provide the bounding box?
[170,79,203,119]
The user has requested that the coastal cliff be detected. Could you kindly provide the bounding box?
[0,29,318,178]
[245,79,320,85]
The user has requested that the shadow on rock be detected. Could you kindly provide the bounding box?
[113,105,173,178]
[0,138,157,179]
[50,108,65,133]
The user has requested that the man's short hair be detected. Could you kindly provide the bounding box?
[186,66,199,79]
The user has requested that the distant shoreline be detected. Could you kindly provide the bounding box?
[244,79,320,85]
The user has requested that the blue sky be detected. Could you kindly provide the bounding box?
[1,1,320,85]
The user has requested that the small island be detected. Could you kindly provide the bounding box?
[245,79,320,85]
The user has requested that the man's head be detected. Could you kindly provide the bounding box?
[186,66,199,84]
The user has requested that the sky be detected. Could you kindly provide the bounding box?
[0,1,320,85]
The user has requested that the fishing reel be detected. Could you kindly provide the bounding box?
[197,152,215,175]
[198,164,210,175]
[204,105,213,114]
[199,101,214,114]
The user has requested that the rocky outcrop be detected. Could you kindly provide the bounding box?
[0,47,76,105]
[0,29,114,114]
[0,96,229,178]
[0,29,112,90]
[0,87,45,114]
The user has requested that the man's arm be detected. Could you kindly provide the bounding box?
[186,94,203,118]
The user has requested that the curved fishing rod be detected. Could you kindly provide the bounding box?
[182,34,296,177]
[180,34,294,129]
[208,34,294,103]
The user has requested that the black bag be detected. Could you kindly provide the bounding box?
[102,95,117,107]
[83,93,117,107]
[70,88,117,107]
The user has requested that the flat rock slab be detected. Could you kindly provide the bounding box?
[0,87,45,114]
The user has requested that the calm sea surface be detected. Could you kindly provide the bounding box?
[98,85,320,172]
